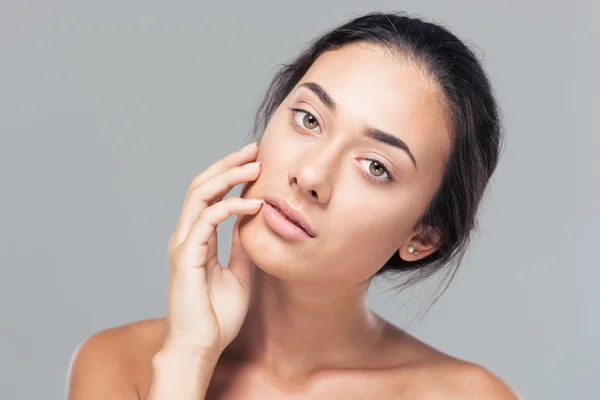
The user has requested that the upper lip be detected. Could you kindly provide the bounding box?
[264,195,316,237]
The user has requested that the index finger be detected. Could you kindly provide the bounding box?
[183,142,258,203]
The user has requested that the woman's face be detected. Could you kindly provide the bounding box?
[238,42,451,285]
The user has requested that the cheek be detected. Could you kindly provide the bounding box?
[337,206,401,247]
[240,129,292,199]
[333,178,410,240]
[324,196,408,274]
[258,121,299,162]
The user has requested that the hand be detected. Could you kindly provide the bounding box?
[162,142,262,359]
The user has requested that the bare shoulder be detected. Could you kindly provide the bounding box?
[381,328,521,400]
[66,317,167,400]
[406,358,521,400]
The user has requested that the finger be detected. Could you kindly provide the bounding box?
[227,214,253,289]
[171,162,262,245]
[207,229,217,262]
[183,143,258,203]
[180,197,263,269]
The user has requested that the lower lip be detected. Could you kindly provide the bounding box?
[263,202,312,240]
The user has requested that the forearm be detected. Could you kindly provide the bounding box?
[147,346,220,400]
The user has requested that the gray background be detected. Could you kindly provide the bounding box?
[1,1,597,399]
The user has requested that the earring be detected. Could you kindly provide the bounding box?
[407,245,420,256]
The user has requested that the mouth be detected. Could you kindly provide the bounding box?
[272,205,307,232]
[263,196,316,238]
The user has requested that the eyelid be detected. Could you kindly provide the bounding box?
[371,154,401,179]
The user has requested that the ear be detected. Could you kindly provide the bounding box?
[398,226,441,262]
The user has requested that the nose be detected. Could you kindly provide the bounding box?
[288,143,340,204]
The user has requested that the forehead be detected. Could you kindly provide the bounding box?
[296,43,451,172]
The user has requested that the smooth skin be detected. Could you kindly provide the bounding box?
[67,43,521,399]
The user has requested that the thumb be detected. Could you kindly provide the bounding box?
[227,214,253,289]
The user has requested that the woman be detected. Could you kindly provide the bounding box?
[67,11,519,399]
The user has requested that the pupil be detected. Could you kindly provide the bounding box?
[370,161,383,176]
[304,114,316,128]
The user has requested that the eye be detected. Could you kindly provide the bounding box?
[358,158,393,185]
[288,107,322,134]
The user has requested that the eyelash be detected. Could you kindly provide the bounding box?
[287,106,394,185]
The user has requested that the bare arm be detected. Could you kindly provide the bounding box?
[145,143,263,398]
[146,344,220,400]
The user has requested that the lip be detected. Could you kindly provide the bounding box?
[263,195,316,238]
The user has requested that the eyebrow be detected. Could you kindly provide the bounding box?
[297,81,418,170]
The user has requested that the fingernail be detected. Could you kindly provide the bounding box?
[245,199,263,205]
[242,161,261,168]
[241,142,258,151]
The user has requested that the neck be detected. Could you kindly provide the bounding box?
[225,264,388,381]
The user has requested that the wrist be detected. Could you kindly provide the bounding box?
[148,343,221,400]
[154,340,222,366]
